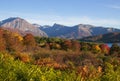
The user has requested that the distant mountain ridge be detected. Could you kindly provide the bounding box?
[0,17,120,39]
[0,17,47,37]
[40,23,120,39]
[80,32,120,43]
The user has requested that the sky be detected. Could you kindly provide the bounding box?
[0,0,120,28]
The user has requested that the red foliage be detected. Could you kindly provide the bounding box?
[71,40,80,51]
[63,40,72,50]
[100,44,110,54]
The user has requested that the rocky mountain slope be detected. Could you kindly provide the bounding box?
[0,17,47,37]
[40,23,120,39]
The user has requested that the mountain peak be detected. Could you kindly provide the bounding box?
[0,17,17,24]
[75,24,95,28]
[0,17,31,29]
[53,23,66,27]
[0,17,47,37]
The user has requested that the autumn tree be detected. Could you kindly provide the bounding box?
[71,40,80,51]
[0,29,6,51]
[80,42,90,51]
[100,44,110,54]
[62,40,72,51]
[92,44,101,53]
[23,34,37,51]
[15,53,30,63]
[3,31,23,52]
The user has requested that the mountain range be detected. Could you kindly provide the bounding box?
[0,17,120,39]
[40,24,120,39]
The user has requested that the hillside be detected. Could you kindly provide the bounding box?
[0,28,120,81]
[80,32,120,43]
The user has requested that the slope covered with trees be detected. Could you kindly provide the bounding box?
[0,28,120,81]
[80,32,120,43]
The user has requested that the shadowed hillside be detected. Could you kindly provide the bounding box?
[80,32,120,43]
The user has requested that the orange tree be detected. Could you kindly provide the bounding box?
[71,40,80,51]
[23,34,37,51]
[62,40,72,51]
[0,29,6,51]
[3,31,23,52]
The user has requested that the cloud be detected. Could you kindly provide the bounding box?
[26,15,120,29]
[0,11,120,29]
[107,5,120,9]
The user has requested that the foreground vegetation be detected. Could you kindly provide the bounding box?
[0,28,120,81]
[0,51,120,81]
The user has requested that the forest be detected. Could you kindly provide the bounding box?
[0,28,120,81]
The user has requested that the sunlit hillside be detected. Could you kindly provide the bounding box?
[0,28,120,81]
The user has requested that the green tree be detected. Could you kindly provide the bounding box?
[110,43,120,56]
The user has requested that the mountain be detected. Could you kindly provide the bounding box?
[40,23,75,39]
[40,23,120,39]
[80,32,120,43]
[0,17,120,39]
[0,17,47,37]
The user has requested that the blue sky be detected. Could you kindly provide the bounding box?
[0,0,120,28]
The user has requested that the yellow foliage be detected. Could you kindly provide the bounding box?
[95,45,101,51]
[13,33,23,41]
[93,45,101,53]
[98,66,102,73]
[83,65,88,73]
[55,44,61,49]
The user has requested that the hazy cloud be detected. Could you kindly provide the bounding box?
[26,15,120,28]
[0,12,120,28]
[107,5,120,9]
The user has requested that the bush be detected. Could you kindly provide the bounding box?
[0,52,82,81]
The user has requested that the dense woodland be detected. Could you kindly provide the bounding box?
[0,28,120,81]
[80,32,120,43]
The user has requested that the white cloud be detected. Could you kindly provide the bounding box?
[26,15,120,28]
[107,5,120,9]
[0,11,120,29]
